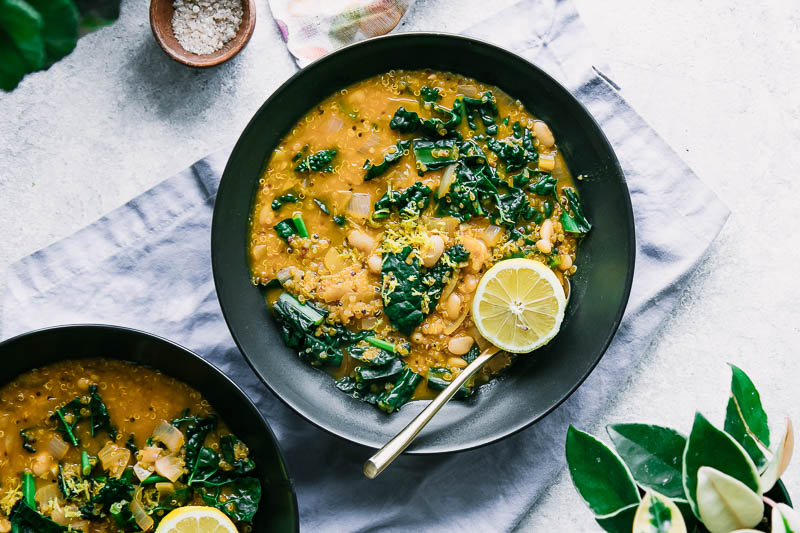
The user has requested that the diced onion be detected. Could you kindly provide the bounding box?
[46,436,69,460]
[138,446,162,465]
[357,132,382,154]
[426,216,460,234]
[130,491,154,532]
[98,443,131,479]
[346,193,372,220]
[152,422,184,453]
[326,116,344,134]
[437,164,457,198]
[155,482,175,498]
[481,225,504,246]
[323,248,345,273]
[35,482,63,507]
[276,266,295,284]
[538,152,556,171]
[439,274,459,302]
[154,455,184,483]
[133,463,153,482]
[457,84,479,97]
[360,317,377,330]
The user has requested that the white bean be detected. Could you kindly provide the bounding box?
[258,204,274,226]
[32,452,54,477]
[460,236,488,273]
[445,293,462,319]
[534,120,555,148]
[459,274,479,294]
[448,335,474,355]
[540,218,554,243]
[558,253,573,271]
[535,238,552,254]
[422,235,445,267]
[367,254,382,274]
[448,357,468,369]
[411,332,425,344]
[346,229,375,253]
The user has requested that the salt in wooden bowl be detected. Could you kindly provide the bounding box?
[150,0,256,67]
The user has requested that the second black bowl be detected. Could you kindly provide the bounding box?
[212,33,635,453]
[0,325,298,531]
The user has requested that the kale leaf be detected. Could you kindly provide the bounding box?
[88,384,114,437]
[355,358,404,384]
[389,107,422,133]
[335,377,382,405]
[560,187,592,234]
[272,292,367,366]
[348,342,396,366]
[427,367,474,398]
[389,100,463,138]
[377,367,423,413]
[462,91,498,134]
[200,477,262,522]
[380,246,425,335]
[421,244,470,303]
[9,500,68,533]
[420,85,441,102]
[373,182,432,220]
[172,414,218,473]
[295,148,337,173]
[486,124,538,171]
[272,193,299,210]
[363,140,411,180]
[273,218,299,243]
[220,435,256,475]
[529,172,557,196]
[20,428,36,453]
[413,138,459,172]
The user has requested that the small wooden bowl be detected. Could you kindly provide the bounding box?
[149,0,256,67]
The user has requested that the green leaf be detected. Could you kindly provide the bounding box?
[632,491,687,533]
[683,413,760,517]
[760,418,794,492]
[596,503,638,533]
[672,499,699,532]
[730,364,770,446]
[607,423,687,498]
[0,0,44,70]
[566,425,640,516]
[726,396,768,471]
[25,0,78,65]
[695,467,763,533]
[772,503,800,533]
[0,31,28,90]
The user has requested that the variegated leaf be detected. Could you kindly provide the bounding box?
[632,491,687,533]
[595,503,638,533]
[772,503,800,533]
[761,418,794,492]
[696,466,763,533]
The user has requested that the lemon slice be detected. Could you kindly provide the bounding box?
[472,258,566,353]
[155,506,238,533]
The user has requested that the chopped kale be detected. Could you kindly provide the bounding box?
[373,182,432,220]
[272,292,367,366]
[220,435,256,475]
[9,500,68,533]
[493,187,537,228]
[82,473,135,519]
[124,434,137,455]
[272,193,299,210]
[199,477,261,522]
[363,139,411,180]
[335,377,382,405]
[427,367,474,398]
[348,342,396,366]
[462,91,498,132]
[333,214,346,226]
[274,218,299,244]
[380,246,426,335]
[420,85,441,102]
[88,384,114,437]
[356,358,405,384]
[459,138,488,165]
[172,414,218,472]
[529,172,557,196]
[51,386,115,446]
[313,198,330,214]
[560,187,592,234]
[486,125,538,171]
[377,367,423,413]
[295,148,337,173]
[389,107,422,133]
[463,344,481,364]
[413,138,459,172]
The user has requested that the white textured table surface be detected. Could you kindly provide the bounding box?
[1,1,798,531]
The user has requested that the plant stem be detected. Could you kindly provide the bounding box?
[22,472,35,508]
[292,213,309,238]
[55,410,78,446]
[81,451,91,476]
[365,336,395,353]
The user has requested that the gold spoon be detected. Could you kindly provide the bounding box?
[363,279,570,479]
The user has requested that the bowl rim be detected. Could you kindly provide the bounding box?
[148,0,257,68]
[0,323,300,529]
[212,31,636,454]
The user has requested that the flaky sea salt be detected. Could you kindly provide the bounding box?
[172,0,243,55]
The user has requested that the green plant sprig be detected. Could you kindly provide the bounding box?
[566,364,797,533]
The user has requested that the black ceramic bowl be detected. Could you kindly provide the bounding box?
[0,325,298,531]
[212,33,635,453]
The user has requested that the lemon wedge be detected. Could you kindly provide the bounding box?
[472,258,566,353]
[155,506,238,533]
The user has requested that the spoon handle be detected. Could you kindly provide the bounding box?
[363,345,500,479]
